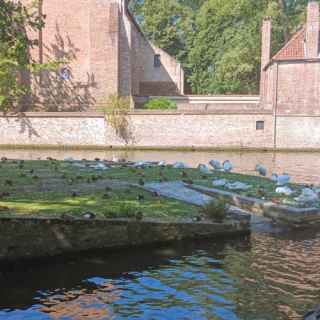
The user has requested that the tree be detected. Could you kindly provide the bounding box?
[188,0,287,94]
[130,0,314,95]
[0,0,44,112]
[130,0,192,60]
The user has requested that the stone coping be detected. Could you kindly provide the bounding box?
[187,184,320,226]
[2,111,320,118]
[1,145,320,153]
[0,216,250,263]
[147,95,260,99]
[0,109,273,118]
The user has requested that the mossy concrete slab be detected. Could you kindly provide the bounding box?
[0,216,250,263]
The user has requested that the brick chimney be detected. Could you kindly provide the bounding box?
[260,18,272,99]
[306,1,320,58]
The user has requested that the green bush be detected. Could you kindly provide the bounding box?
[200,199,227,222]
[104,203,138,219]
[144,97,177,110]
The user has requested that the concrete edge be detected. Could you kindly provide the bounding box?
[0,110,274,117]
[1,144,320,152]
[187,184,320,225]
[0,216,250,264]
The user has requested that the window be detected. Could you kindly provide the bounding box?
[59,67,71,81]
[256,121,265,130]
[154,54,161,68]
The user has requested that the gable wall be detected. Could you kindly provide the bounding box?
[276,61,320,115]
[121,7,184,96]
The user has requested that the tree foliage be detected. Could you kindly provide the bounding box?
[0,0,44,112]
[130,0,315,94]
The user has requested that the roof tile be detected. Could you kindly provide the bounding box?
[273,27,306,60]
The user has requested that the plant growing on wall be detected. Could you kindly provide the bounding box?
[99,94,134,145]
[200,199,228,222]
[143,97,177,110]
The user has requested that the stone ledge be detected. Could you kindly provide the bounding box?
[187,184,320,227]
[0,216,250,263]
[0,110,274,118]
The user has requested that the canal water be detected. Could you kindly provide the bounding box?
[1,148,320,184]
[0,149,319,319]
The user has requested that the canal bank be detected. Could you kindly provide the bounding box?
[0,216,250,264]
[0,227,319,319]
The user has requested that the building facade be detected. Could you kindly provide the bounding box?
[22,0,184,111]
[2,0,319,150]
[260,1,320,116]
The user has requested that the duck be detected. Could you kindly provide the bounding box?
[173,162,188,169]
[209,160,222,170]
[83,212,96,219]
[276,173,291,186]
[198,164,211,175]
[255,164,267,177]
[135,211,143,221]
[152,191,161,197]
[71,191,78,198]
[4,179,13,186]
[223,160,233,172]
[192,216,202,222]
[181,171,188,178]
[270,173,278,182]
[0,192,10,199]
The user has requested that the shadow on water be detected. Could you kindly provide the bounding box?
[0,236,251,308]
[1,228,320,319]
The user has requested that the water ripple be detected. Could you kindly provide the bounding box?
[1,231,320,319]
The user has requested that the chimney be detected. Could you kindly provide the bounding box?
[260,18,272,99]
[261,18,272,69]
[306,1,319,58]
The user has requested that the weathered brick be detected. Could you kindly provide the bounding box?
[20,0,184,110]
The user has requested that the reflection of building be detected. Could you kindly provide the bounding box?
[260,1,320,116]
[22,0,184,110]
[39,283,118,320]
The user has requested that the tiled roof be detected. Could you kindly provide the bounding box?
[273,27,306,60]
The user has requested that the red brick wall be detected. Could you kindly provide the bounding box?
[21,0,184,109]
[21,0,122,111]
[139,82,181,96]
[260,18,272,105]
[126,11,184,96]
[276,61,320,115]
[118,1,132,97]
[306,1,320,58]
[90,1,120,104]
[260,3,320,116]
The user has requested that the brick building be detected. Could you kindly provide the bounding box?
[260,1,320,116]
[22,0,184,111]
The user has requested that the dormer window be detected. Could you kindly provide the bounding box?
[154,54,161,68]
